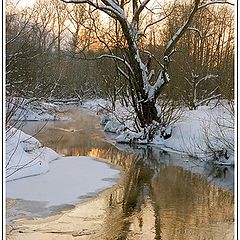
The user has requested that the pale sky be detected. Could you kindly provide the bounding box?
[18,0,36,8]
[17,0,236,8]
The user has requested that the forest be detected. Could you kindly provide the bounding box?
[5,1,235,239]
[6,0,234,106]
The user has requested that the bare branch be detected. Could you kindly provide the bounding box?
[133,0,151,21]
[187,27,202,38]
[164,0,201,57]
[198,0,234,10]
[142,10,174,36]
[97,54,134,75]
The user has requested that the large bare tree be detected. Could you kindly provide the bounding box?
[60,0,233,129]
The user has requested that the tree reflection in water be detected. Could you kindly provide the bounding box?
[84,144,234,240]
[88,145,233,240]
[19,108,233,240]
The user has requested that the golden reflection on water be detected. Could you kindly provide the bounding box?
[13,108,234,240]
[11,165,232,240]
[70,146,234,240]
[94,164,233,240]
[151,167,234,240]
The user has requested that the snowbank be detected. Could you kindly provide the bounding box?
[82,99,234,165]
[6,127,59,181]
[6,126,120,218]
[7,98,69,121]
[163,106,234,164]
[81,98,110,112]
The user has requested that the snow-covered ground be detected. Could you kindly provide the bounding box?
[6,127,59,181]
[81,99,234,166]
[6,100,120,217]
[5,97,234,217]
[6,126,120,221]
[163,105,234,163]
[6,98,69,121]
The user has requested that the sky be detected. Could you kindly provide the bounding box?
[17,0,236,8]
[18,0,36,8]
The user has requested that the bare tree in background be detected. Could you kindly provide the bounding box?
[164,3,234,108]
[60,0,233,132]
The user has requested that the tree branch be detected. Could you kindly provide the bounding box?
[133,0,151,22]
[187,27,202,38]
[164,0,201,57]
[96,54,134,75]
[61,0,125,19]
[198,0,234,10]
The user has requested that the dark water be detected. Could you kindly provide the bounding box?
[21,107,234,240]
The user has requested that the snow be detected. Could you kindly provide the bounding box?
[82,99,234,165]
[7,98,69,121]
[81,98,110,112]
[115,131,148,144]
[163,110,206,154]
[148,71,165,100]
[104,119,125,133]
[6,97,234,212]
[163,106,234,163]
[166,24,185,50]
[106,0,126,18]
[6,98,121,213]
[4,97,234,226]
[6,127,59,181]
[7,156,119,207]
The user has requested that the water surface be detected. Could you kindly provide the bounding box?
[11,107,234,240]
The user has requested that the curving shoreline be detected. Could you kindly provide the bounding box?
[6,106,234,240]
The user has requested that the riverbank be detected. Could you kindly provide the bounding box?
[81,98,234,167]
[79,99,234,191]
[6,105,121,225]
[6,104,234,240]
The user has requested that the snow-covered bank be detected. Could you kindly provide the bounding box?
[6,127,59,181]
[7,98,69,121]
[6,125,120,220]
[81,99,234,165]
[163,105,234,164]
[6,99,121,218]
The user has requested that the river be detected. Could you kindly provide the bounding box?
[6,107,234,240]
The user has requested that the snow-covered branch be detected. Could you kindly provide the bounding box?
[164,0,233,58]
[97,54,134,75]
[196,74,218,88]
[117,67,130,80]
[197,94,221,107]
[61,0,125,19]
[164,0,200,57]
